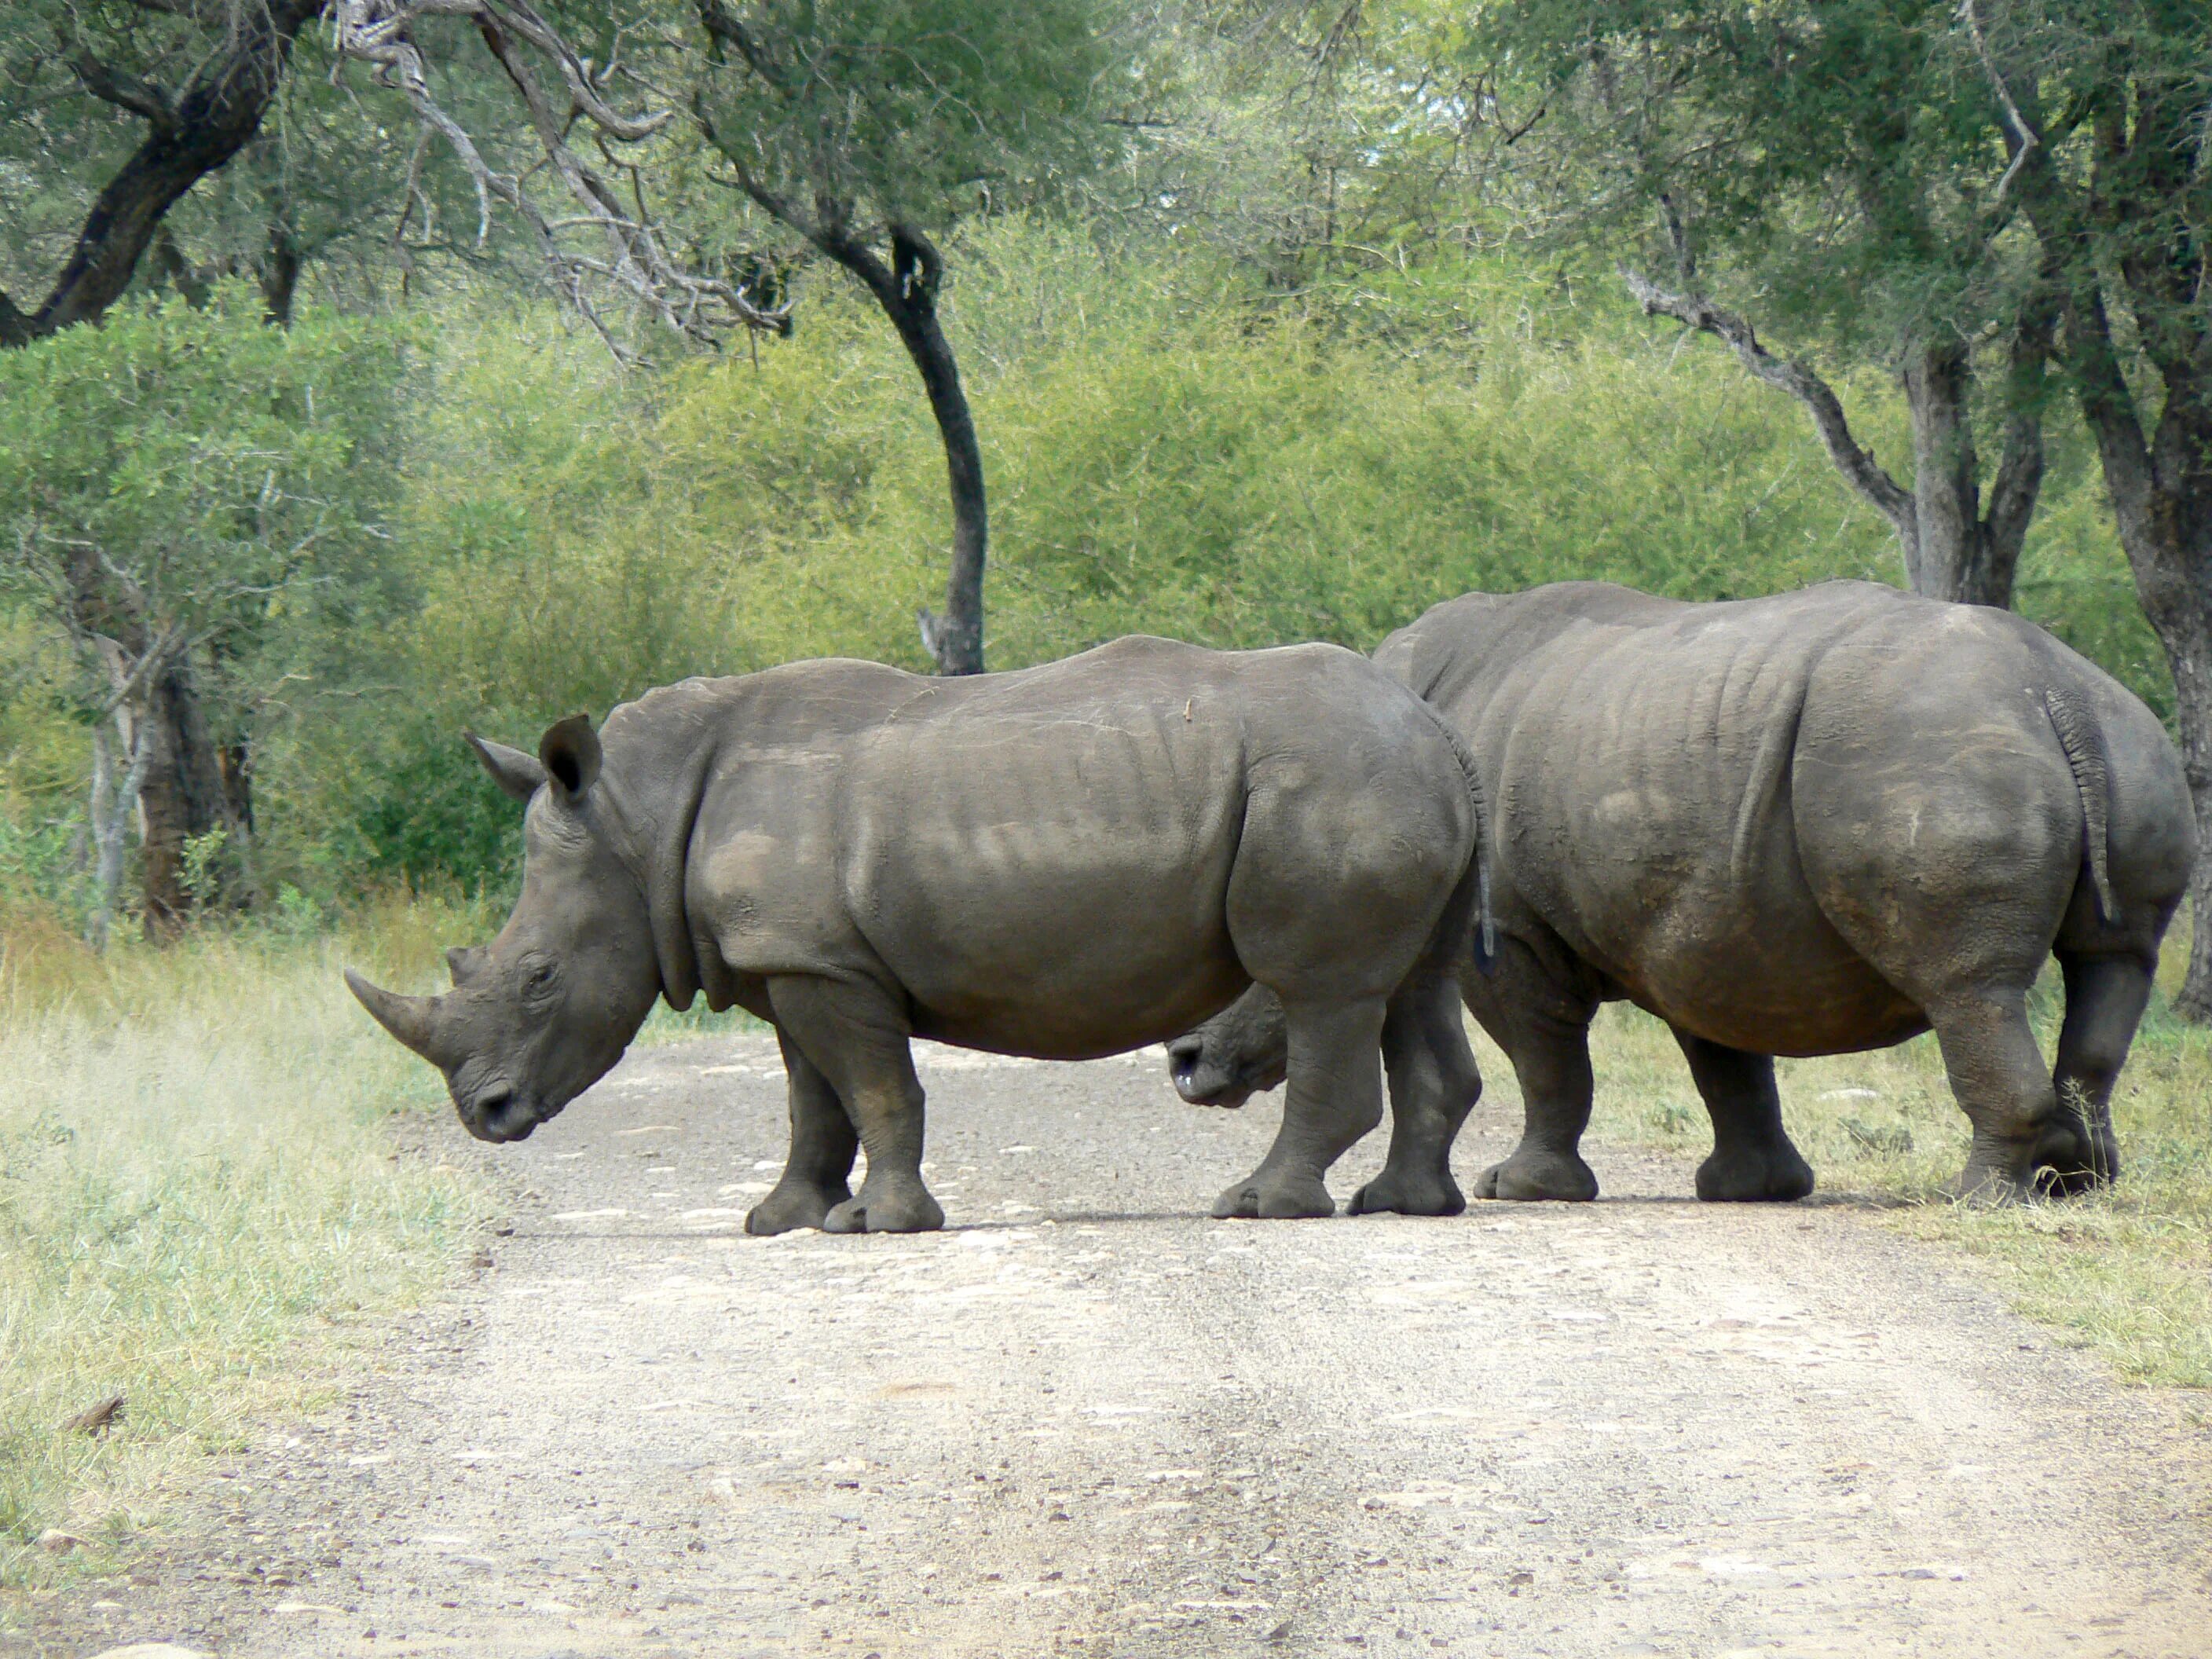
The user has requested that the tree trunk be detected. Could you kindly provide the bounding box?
[2067,287,2212,1016]
[86,716,152,952]
[258,194,303,328]
[135,654,236,937]
[1899,341,2027,607]
[814,222,987,675]
[881,246,988,677]
[67,544,244,939]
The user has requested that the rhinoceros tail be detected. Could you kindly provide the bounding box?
[1426,711,1497,974]
[2044,684,2117,925]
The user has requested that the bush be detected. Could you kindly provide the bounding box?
[0,225,2177,901]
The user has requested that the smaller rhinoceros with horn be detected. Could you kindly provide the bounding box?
[1169,582,2192,1204]
[347,636,1485,1232]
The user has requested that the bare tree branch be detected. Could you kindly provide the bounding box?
[331,0,789,355]
[1958,0,2040,205]
[1621,264,1916,538]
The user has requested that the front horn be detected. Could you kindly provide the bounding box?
[345,969,460,1068]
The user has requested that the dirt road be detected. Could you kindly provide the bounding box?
[36,1031,2212,1658]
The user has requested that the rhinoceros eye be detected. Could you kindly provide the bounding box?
[522,961,558,995]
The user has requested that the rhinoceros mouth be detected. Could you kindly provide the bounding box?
[1170,1061,1251,1110]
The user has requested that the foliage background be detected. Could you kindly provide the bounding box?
[1,219,2158,917]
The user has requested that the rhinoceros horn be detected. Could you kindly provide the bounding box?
[345,969,460,1068]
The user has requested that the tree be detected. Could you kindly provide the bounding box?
[1480,0,2057,608]
[1972,0,2212,1016]
[0,3,792,353]
[690,0,1127,673]
[0,0,331,345]
[0,287,408,938]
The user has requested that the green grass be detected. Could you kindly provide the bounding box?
[1551,928,2212,1390]
[0,896,490,1602]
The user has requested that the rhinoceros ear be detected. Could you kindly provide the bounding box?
[466,731,546,802]
[539,714,602,807]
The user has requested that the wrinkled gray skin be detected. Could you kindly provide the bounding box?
[1169,583,2193,1203]
[347,636,1483,1232]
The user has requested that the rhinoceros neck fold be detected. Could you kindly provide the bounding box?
[588,728,720,1013]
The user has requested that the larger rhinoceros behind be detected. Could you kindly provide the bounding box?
[1170,582,2193,1203]
[346,636,1485,1232]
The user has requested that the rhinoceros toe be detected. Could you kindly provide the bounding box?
[1474,1145,1599,1202]
[1348,1170,1467,1217]
[823,1182,945,1234]
[745,1179,849,1236]
[1210,1173,1335,1220]
[1694,1140,1815,1203]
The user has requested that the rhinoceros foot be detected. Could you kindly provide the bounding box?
[822,1180,946,1234]
[1210,1171,1336,1220]
[1694,1140,1815,1203]
[745,1178,852,1236]
[2031,1107,2119,1198]
[1474,1145,1599,1203]
[1347,1169,1467,1218]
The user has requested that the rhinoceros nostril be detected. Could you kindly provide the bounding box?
[468,1087,539,1141]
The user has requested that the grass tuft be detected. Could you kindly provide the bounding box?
[0,897,489,1597]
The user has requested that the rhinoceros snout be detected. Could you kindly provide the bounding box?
[460,1086,542,1144]
[1167,1034,1246,1108]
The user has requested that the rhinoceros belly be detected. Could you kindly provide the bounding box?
[838,697,1255,1059]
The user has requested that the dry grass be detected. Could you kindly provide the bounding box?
[1533,927,2212,1390]
[0,895,491,1599]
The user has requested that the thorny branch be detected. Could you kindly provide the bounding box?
[330,1,790,355]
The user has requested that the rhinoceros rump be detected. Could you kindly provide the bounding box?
[1169,583,2193,1203]
[346,636,1484,1231]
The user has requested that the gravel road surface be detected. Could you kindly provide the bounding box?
[27,1031,2212,1658]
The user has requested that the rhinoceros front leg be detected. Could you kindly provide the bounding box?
[1670,1030,1815,1203]
[767,975,946,1234]
[745,1027,862,1236]
[1213,995,1388,1220]
[1349,971,1480,1217]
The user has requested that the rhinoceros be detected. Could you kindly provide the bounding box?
[1167,582,2193,1203]
[346,636,1485,1232]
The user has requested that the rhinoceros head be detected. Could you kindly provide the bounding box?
[346,716,664,1144]
[1165,983,1289,1109]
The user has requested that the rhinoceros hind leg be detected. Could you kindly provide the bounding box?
[2040,950,2151,1196]
[1928,989,2057,1204]
[1214,994,1390,1220]
[1350,972,1479,1216]
[1673,1031,1815,1203]
[1469,969,1600,1202]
